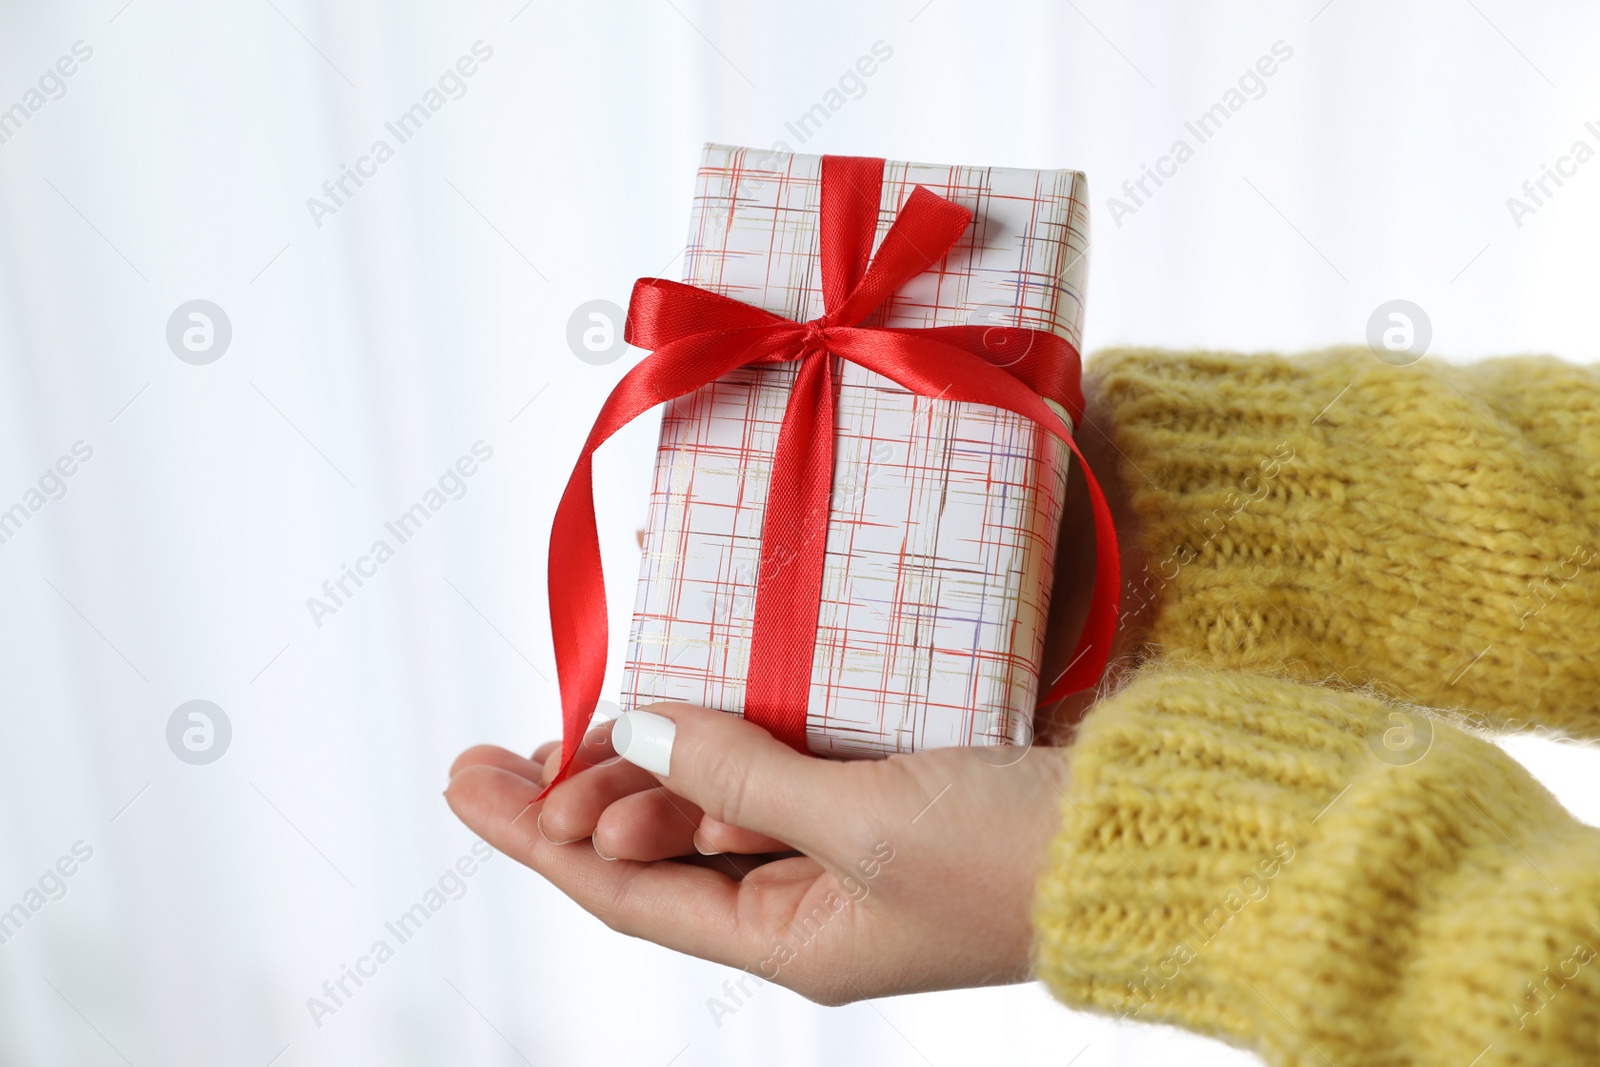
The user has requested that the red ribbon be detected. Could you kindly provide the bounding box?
[543,155,1119,793]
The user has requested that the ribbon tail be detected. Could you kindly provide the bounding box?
[1037,430,1119,705]
[541,325,797,796]
[833,330,1121,704]
[544,452,608,796]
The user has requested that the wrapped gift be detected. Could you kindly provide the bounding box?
[543,144,1116,786]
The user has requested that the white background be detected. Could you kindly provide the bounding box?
[2,1,1598,1065]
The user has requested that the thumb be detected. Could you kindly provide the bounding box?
[611,703,847,852]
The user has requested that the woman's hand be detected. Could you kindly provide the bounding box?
[444,383,1147,1002]
[445,705,1069,1003]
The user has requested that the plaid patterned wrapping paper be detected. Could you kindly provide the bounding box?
[620,143,1090,757]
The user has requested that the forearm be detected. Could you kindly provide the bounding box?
[1032,663,1600,1065]
[1087,346,1600,739]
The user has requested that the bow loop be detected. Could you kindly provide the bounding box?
[823,185,975,328]
[625,277,786,349]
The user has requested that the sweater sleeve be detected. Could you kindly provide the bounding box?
[1089,346,1600,740]
[1032,663,1600,1066]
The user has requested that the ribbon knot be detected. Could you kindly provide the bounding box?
[799,320,830,354]
[540,154,1120,793]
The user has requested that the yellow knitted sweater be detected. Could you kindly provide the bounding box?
[1033,348,1600,1066]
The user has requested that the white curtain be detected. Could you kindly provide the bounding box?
[1,1,1595,1064]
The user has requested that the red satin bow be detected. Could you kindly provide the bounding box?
[543,154,1119,793]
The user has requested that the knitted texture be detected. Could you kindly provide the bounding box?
[1092,347,1600,739]
[1031,350,1600,1064]
[1033,663,1600,1066]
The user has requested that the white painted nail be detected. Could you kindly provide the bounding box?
[612,710,675,777]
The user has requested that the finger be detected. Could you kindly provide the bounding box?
[593,787,704,861]
[611,703,855,852]
[695,815,790,856]
[538,756,664,844]
[587,795,793,860]
[454,723,614,789]
[449,744,543,784]
[446,763,779,966]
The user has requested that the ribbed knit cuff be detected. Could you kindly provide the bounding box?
[1032,664,1600,1066]
[1087,346,1600,740]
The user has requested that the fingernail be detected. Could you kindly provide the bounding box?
[592,837,616,862]
[611,710,675,777]
[692,830,718,856]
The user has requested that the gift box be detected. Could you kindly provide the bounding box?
[612,144,1095,758]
